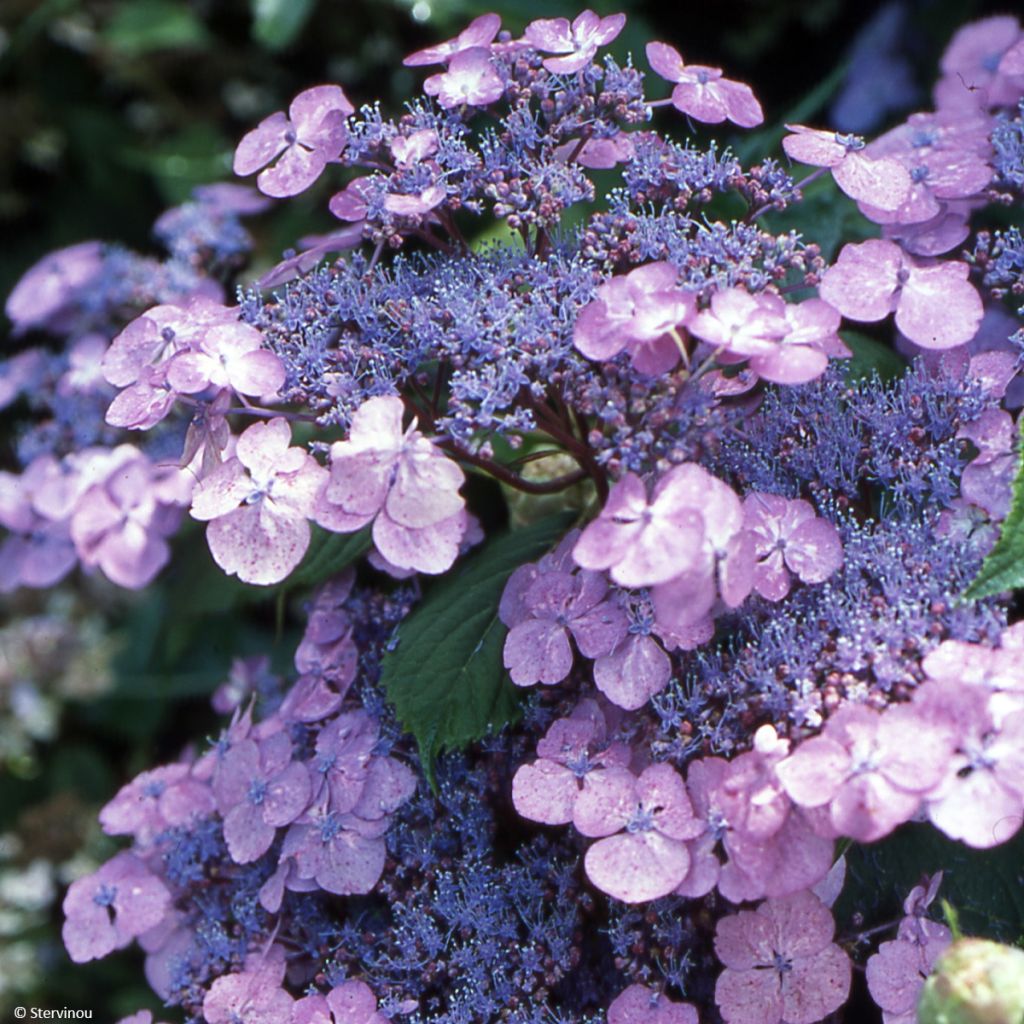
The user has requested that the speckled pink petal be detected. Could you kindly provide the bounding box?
[834,154,911,210]
[585,831,690,903]
[503,618,573,686]
[593,633,671,710]
[372,507,463,574]
[257,145,328,199]
[830,773,920,842]
[512,760,578,825]
[819,239,902,322]
[573,766,637,837]
[206,501,311,586]
[928,768,1024,848]
[785,516,842,583]
[233,112,291,176]
[671,80,729,124]
[714,960,782,1024]
[782,126,846,167]
[782,944,851,1024]
[646,41,686,82]
[866,940,927,1015]
[750,343,829,385]
[638,763,703,840]
[897,262,983,349]
[776,736,849,808]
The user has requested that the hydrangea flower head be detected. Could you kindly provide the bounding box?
[523,10,626,74]
[62,852,171,963]
[573,262,696,374]
[578,762,704,902]
[647,41,763,127]
[314,395,466,574]
[422,47,505,109]
[714,891,851,1024]
[820,239,983,349]
[233,85,353,198]
[191,417,327,585]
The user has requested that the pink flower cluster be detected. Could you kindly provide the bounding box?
[102,295,285,431]
[574,262,848,386]
[515,704,834,905]
[313,395,467,575]
[500,468,842,710]
[0,445,193,591]
[66,669,414,979]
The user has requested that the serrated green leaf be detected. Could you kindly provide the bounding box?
[836,824,1024,943]
[381,511,575,786]
[840,330,906,383]
[252,0,316,50]
[966,415,1024,599]
[284,525,372,590]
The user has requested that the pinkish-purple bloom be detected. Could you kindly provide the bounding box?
[213,733,311,863]
[511,698,632,826]
[714,891,851,1024]
[743,493,843,601]
[423,47,505,109]
[523,10,626,74]
[647,42,763,128]
[573,262,696,374]
[500,563,627,687]
[776,703,953,842]
[578,762,704,903]
[820,239,983,349]
[314,396,466,575]
[233,85,353,198]
[62,852,171,963]
[191,417,327,586]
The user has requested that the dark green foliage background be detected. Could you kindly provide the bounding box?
[0,0,1014,1019]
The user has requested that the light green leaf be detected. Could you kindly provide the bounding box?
[966,415,1024,599]
[381,511,575,786]
[104,0,211,55]
[252,0,316,51]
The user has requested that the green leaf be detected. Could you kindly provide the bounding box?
[284,525,372,590]
[839,330,906,383]
[103,0,211,55]
[252,0,316,51]
[966,414,1024,599]
[836,824,1024,943]
[381,511,575,785]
